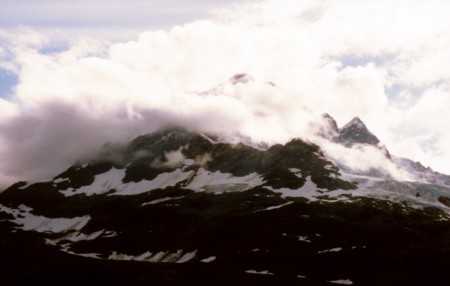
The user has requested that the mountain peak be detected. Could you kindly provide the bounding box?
[229,73,253,85]
[342,117,365,130]
[337,116,380,147]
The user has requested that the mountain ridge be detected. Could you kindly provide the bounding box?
[2,114,450,285]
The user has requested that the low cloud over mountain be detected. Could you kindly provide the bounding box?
[1,0,450,187]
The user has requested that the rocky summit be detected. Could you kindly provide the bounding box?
[336,117,381,147]
[2,120,450,285]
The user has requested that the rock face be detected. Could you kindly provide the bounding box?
[336,117,381,147]
[2,128,450,285]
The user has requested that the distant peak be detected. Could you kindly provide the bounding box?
[322,113,333,119]
[337,116,380,147]
[229,73,253,85]
[342,117,366,130]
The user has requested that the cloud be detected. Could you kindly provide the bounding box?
[1,0,450,188]
[319,141,412,181]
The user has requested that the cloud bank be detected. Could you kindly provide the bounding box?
[1,0,450,188]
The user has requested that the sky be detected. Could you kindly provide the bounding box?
[1,0,450,188]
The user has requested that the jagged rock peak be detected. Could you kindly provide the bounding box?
[337,116,380,147]
[229,73,254,85]
[342,117,366,129]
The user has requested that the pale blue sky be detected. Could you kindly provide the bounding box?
[0,0,237,32]
[0,69,16,98]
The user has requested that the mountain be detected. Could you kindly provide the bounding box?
[2,120,450,285]
[320,114,391,160]
[336,117,380,147]
[393,156,450,187]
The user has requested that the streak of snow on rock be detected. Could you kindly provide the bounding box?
[329,279,353,285]
[142,196,185,206]
[200,256,216,263]
[318,247,343,254]
[0,204,90,233]
[245,270,274,275]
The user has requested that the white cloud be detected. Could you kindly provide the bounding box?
[320,141,412,181]
[1,0,450,188]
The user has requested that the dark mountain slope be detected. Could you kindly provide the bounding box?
[1,128,450,285]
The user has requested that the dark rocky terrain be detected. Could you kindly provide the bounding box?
[2,122,450,285]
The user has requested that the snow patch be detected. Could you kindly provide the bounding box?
[18,204,33,212]
[298,236,311,243]
[256,201,294,212]
[318,247,343,254]
[115,170,192,195]
[177,250,197,263]
[109,252,138,261]
[46,230,103,245]
[46,229,117,245]
[289,168,302,178]
[60,245,102,259]
[329,279,353,285]
[61,167,125,196]
[339,172,450,214]
[54,177,70,184]
[60,168,194,197]
[246,270,274,275]
[0,204,90,233]
[142,196,185,206]
[185,168,265,193]
[56,166,265,198]
[266,176,319,200]
[107,249,197,263]
[200,256,216,263]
